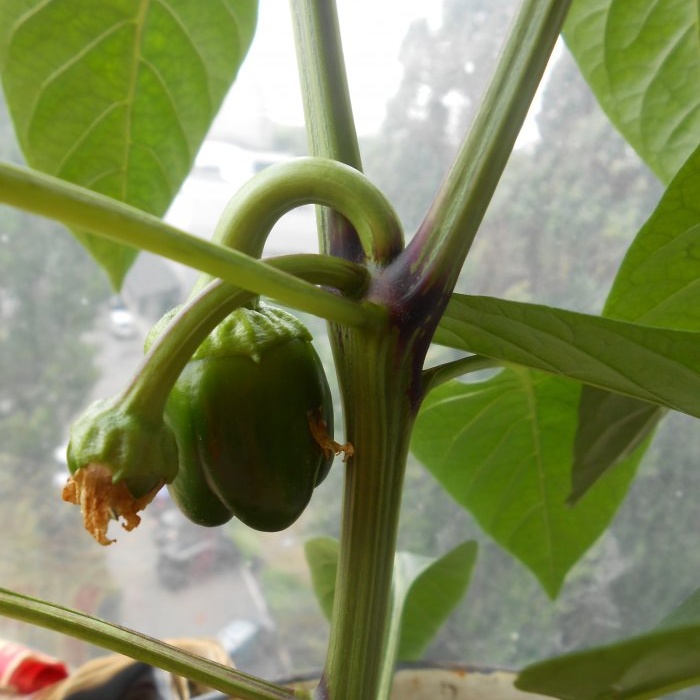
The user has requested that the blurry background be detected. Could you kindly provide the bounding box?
[1,0,697,686]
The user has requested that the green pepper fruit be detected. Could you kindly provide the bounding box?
[148,303,335,531]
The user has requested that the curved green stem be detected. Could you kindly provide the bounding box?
[0,161,373,327]
[0,588,307,700]
[191,157,402,296]
[290,4,409,699]
[121,253,375,419]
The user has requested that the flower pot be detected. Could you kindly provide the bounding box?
[197,663,548,699]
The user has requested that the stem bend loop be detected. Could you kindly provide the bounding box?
[193,157,403,293]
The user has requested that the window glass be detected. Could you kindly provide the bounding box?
[0,2,696,696]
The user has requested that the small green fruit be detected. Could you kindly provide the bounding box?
[154,303,335,531]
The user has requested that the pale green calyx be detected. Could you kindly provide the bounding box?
[66,396,178,491]
[147,302,312,363]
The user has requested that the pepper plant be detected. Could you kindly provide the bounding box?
[1,1,699,699]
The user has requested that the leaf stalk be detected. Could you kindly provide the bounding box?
[0,160,375,327]
[0,589,308,700]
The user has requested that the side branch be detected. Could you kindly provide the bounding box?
[396,0,573,301]
[0,161,376,327]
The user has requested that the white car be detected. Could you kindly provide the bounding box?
[109,306,137,339]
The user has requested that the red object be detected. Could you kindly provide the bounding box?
[0,640,69,694]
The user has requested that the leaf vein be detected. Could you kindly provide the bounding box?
[441,389,514,468]
[5,0,53,45]
[155,0,214,111]
[519,371,555,580]
[462,416,533,501]
[638,277,700,325]
[25,20,131,141]
[138,58,194,165]
[55,103,125,178]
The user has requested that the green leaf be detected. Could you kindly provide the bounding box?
[604,145,700,330]
[564,0,700,183]
[516,622,700,699]
[0,0,258,287]
[304,536,338,622]
[411,369,643,597]
[435,294,700,419]
[397,541,477,661]
[572,142,700,501]
[517,588,700,698]
[570,391,663,503]
[304,538,477,662]
[657,588,700,630]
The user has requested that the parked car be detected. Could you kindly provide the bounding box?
[108,297,137,339]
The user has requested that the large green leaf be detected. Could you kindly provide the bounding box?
[604,144,700,329]
[0,0,257,287]
[435,294,700,419]
[516,591,700,699]
[411,369,643,597]
[572,142,700,500]
[517,626,700,699]
[304,538,477,662]
[564,0,700,183]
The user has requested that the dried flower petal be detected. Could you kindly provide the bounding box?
[308,408,354,462]
[62,464,162,545]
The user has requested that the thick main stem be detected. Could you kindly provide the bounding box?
[290,2,415,697]
[321,327,416,700]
